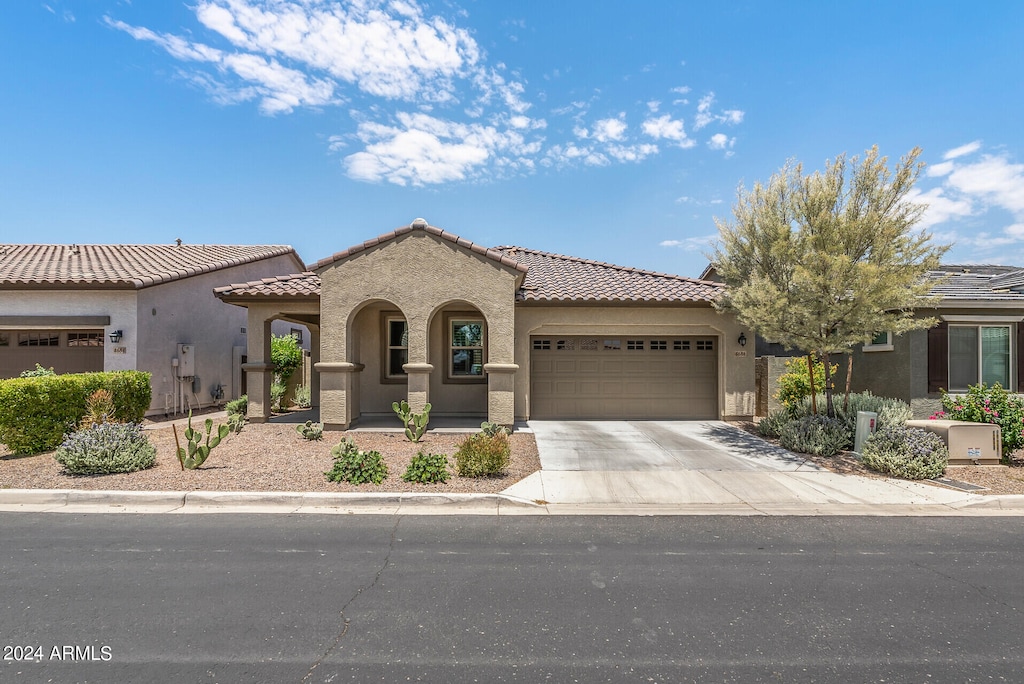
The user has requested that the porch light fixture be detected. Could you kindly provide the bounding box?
[737,332,747,347]
[109,330,123,344]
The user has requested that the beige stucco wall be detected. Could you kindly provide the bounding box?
[317,230,520,427]
[513,304,756,420]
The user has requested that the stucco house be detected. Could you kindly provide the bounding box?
[215,219,756,428]
[845,265,1024,417]
[0,242,307,415]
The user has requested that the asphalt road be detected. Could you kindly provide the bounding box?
[2,514,1022,683]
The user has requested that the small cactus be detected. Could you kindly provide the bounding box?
[173,411,230,470]
[296,420,324,441]
[392,400,432,442]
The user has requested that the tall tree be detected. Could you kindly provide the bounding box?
[711,146,949,416]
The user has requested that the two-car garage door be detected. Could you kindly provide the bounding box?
[530,335,718,419]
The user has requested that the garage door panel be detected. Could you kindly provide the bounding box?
[532,335,718,420]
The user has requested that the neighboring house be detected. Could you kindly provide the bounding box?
[847,265,1024,417]
[0,243,307,415]
[214,219,755,428]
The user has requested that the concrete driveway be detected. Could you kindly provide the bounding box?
[528,420,814,472]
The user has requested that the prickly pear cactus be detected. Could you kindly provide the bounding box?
[391,400,432,442]
[175,411,231,469]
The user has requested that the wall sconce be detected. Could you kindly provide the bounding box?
[737,332,747,347]
[109,330,123,344]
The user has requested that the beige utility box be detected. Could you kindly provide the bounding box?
[905,420,1001,465]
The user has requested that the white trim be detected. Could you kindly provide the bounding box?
[863,331,893,352]
[941,314,1024,322]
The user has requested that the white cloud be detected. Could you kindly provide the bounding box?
[107,1,746,184]
[946,154,1024,213]
[642,114,695,148]
[660,234,716,251]
[905,186,974,229]
[708,133,733,150]
[943,140,983,160]
[693,92,743,130]
[926,160,955,177]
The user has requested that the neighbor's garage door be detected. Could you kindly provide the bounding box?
[0,330,105,378]
[530,336,718,419]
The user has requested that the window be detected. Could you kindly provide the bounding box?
[626,339,644,351]
[556,339,576,351]
[673,340,690,351]
[67,332,104,347]
[0,332,8,347]
[651,340,667,350]
[450,319,484,378]
[533,339,551,351]
[602,339,621,351]
[696,339,714,351]
[385,317,408,379]
[18,331,59,347]
[290,327,303,345]
[949,325,1011,390]
[864,331,893,352]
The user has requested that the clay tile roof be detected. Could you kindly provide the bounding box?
[494,246,723,303]
[0,244,300,290]
[310,219,528,274]
[213,272,321,299]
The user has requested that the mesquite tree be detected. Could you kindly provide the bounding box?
[711,146,948,416]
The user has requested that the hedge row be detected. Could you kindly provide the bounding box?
[0,371,152,454]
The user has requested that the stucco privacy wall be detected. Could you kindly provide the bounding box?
[317,230,521,428]
[514,305,756,420]
[137,253,307,414]
[0,289,138,372]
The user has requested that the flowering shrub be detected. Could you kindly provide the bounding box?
[776,354,837,408]
[862,425,948,480]
[933,383,1024,455]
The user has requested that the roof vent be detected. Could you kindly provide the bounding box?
[175,238,183,246]
[411,217,428,229]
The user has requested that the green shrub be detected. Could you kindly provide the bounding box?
[455,433,511,477]
[936,383,1024,456]
[781,392,911,445]
[776,354,837,408]
[20,363,55,378]
[271,333,303,383]
[54,422,156,475]
[779,414,850,457]
[293,385,312,408]
[758,407,797,438]
[271,382,287,412]
[226,395,248,417]
[402,451,451,484]
[862,425,948,480]
[0,371,151,454]
[325,438,388,485]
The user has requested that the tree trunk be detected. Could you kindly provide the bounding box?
[844,354,853,412]
[807,354,818,415]
[822,350,836,417]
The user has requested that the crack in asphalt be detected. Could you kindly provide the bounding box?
[301,515,403,683]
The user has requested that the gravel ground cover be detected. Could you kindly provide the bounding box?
[732,420,1024,496]
[0,422,541,494]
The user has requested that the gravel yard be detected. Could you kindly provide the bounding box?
[0,421,541,494]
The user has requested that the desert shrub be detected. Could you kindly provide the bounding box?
[779,414,850,457]
[226,395,248,417]
[936,383,1024,455]
[776,354,837,408]
[402,451,451,484]
[783,392,911,444]
[293,384,312,408]
[20,363,55,378]
[80,389,117,429]
[757,407,797,438]
[271,382,287,412]
[325,438,388,485]
[455,433,510,477]
[0,371,151,454]
[862,425,948,480]
[54,422,156,475]
[296,420,323,441]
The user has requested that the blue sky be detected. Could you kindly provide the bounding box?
[2,1,1023,278]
